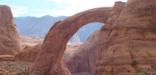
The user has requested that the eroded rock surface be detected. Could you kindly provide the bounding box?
[31,0,156,75]
[65,30,100,75]
[30,7,111,75]
[0,5,20,55]
[15,44,41,62]
[15,36,42,61]
[95,0,156,75]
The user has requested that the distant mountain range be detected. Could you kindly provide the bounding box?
[14,15,103,42]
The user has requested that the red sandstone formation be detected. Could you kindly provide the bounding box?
[30,7,111,75]
[15,44,41,61]
[95,0,156,75]
[15,43,80,62]
[0,5,20,55]
[15,36,42,61]
[66,30,101,75]
[64,44,81,62]
[31,0,156,75]
[66,2,126,75]
[0,55,15,61]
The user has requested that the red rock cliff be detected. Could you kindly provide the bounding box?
[0,5,20,55]
[95,0,156,75]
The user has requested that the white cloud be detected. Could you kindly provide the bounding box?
[47,0,127,7]
[1,0,127,17]
[0,1,28,17]
[0,5,28,17]
[11,5,28,17]
[43,0,128,16]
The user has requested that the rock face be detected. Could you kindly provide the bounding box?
[31,0,156,75]
[66,30,102,75]
[95,0,156,75]
[15,36,42,61]
[15,44,41,61]
[0,5,20,55]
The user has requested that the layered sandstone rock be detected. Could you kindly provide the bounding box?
[95,0,156,75]
[15,36,42,61]
[0,55,15,61]
[14,35,81,62]
[15,44,41,61]
[15,43,80,62]
[64,44,81,62]
[66,30,106,75]
[65,1,126,75]
[0,5,20,55]
[66,3,126,74]
[66,30,102,75]
[30,7,111,75]
[31,0,156,75]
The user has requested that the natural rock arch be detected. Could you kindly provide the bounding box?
[31,7,111,75]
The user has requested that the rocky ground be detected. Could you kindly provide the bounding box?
[0,61,30,75]
[0,61,155,75]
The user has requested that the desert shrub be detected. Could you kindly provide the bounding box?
[16,66,29,75]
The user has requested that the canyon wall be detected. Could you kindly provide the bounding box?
[95,0,156,75]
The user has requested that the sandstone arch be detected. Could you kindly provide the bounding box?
[27,0,156,75]
[31,7,111,75]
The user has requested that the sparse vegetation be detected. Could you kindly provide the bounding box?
[16,66,29,75]
[0,61,31,75]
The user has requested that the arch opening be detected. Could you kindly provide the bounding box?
[68,22,103,44]
[65,22,104,75]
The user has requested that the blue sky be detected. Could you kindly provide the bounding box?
[0,0,127,17]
